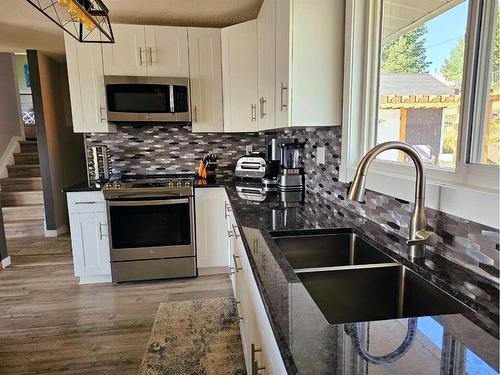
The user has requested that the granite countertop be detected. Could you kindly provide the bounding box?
[221,180,499,374]
[62,181,102,192]
[63,177,499,373]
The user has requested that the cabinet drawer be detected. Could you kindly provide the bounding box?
[67,192,106,213]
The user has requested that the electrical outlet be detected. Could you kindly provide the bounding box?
[317,147,326,165]
[246,145,253,155]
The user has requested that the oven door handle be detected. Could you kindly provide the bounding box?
[108,198,190,207]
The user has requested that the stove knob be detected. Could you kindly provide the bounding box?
[176,181,182,186]
[184,181,190,187]
[168,182,174,187]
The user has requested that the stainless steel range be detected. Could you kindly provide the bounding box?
[103,175,196,282]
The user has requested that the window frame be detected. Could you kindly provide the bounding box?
[340,0,499,228]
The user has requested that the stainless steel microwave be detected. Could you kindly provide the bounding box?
[104,76,191,123]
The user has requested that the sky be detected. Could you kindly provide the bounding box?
[424,1,469,73]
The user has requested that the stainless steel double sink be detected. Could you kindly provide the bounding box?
[270,230,472,324]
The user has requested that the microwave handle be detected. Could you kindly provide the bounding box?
[169,85,175,113]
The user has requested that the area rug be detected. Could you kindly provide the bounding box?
[139,297,246,375]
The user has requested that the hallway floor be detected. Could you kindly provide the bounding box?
[0,236,232,374]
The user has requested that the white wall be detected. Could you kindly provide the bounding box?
[0,53,23,158]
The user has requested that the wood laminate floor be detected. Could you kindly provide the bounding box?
[0,236,233,374]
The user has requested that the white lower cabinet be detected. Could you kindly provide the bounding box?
[228,205,287,375]
[195,188,230,272]
[67,191,111,284]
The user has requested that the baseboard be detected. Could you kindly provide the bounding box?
[45,225,68,237]
[0,136,22,178]
[1,256,12,269]
[79,274,112,284]
[197,266,229,276]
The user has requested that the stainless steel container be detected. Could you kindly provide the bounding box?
[87,145,112,184]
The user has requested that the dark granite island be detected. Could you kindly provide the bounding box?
[221,182,499,375]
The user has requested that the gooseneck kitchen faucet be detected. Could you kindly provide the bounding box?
[347,141,438,260]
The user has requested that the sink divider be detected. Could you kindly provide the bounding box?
[294,262,400,274]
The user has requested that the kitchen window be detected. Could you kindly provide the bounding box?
[376,1,470,169]
[341,0,499,227]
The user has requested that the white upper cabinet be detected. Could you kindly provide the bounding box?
[103,24,189,77]
[276,0,344,128]
[64,33,115,133]
[102,24,148,76]
[146,26,189,77]
[275,0,290,129]
[221,20,259,133]
[257,0,276,130]
[188,28,224,132]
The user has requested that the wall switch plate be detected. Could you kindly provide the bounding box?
[246,145,253,155]
[317,147,326,165]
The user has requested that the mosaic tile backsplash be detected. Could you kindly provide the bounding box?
[85,124,266,179]
[85,124,499,282]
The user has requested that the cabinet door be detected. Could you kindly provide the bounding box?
[289,0,343,126]
[221,20,259,132]
[145,26,189,77]
[75,212,111,277]
[275,0,290,128]
[102,24,148,76]
[257,0,276,131]
[195,188,229,268]
[64,34,113,133]
[188,28,224,132]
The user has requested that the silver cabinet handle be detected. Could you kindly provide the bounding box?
[232,254,242,272]
[138,47,144,66]
[232,224,240,239]
[98,222,106,240]
[251,104,257,122]
[148,47,154,65]
[251,344,265,375]
[227,230,234,237]
[193,105,198,122]
[280,82,288,111]
[259,97,267,118]
[235,301,244,321]
[99,106,106,122]
[75,201,96,205]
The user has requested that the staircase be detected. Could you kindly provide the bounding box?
[0,140,45,238]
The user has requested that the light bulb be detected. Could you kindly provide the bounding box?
[57,0,70,7]
[85,20,95,31]
[67,2,79,18]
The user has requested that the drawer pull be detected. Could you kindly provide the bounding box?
[235,301,244,321]
[232,224,240,239]
[232,254,242,272]
[75,201,96,205]
[228,230,234,238]
[251,344,264,375]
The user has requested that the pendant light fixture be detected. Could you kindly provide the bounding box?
[27,0,114,43]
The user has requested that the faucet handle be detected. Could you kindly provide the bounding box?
[407,230,439,247]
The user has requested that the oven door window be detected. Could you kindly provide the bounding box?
[109,201,191,249]
[106,84,170,113]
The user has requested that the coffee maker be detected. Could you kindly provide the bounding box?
[261,138,281,189]
[277,139,305,192]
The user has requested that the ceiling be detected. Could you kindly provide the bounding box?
[0,0,263,61]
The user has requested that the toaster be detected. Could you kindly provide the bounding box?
[235,155,267,179]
